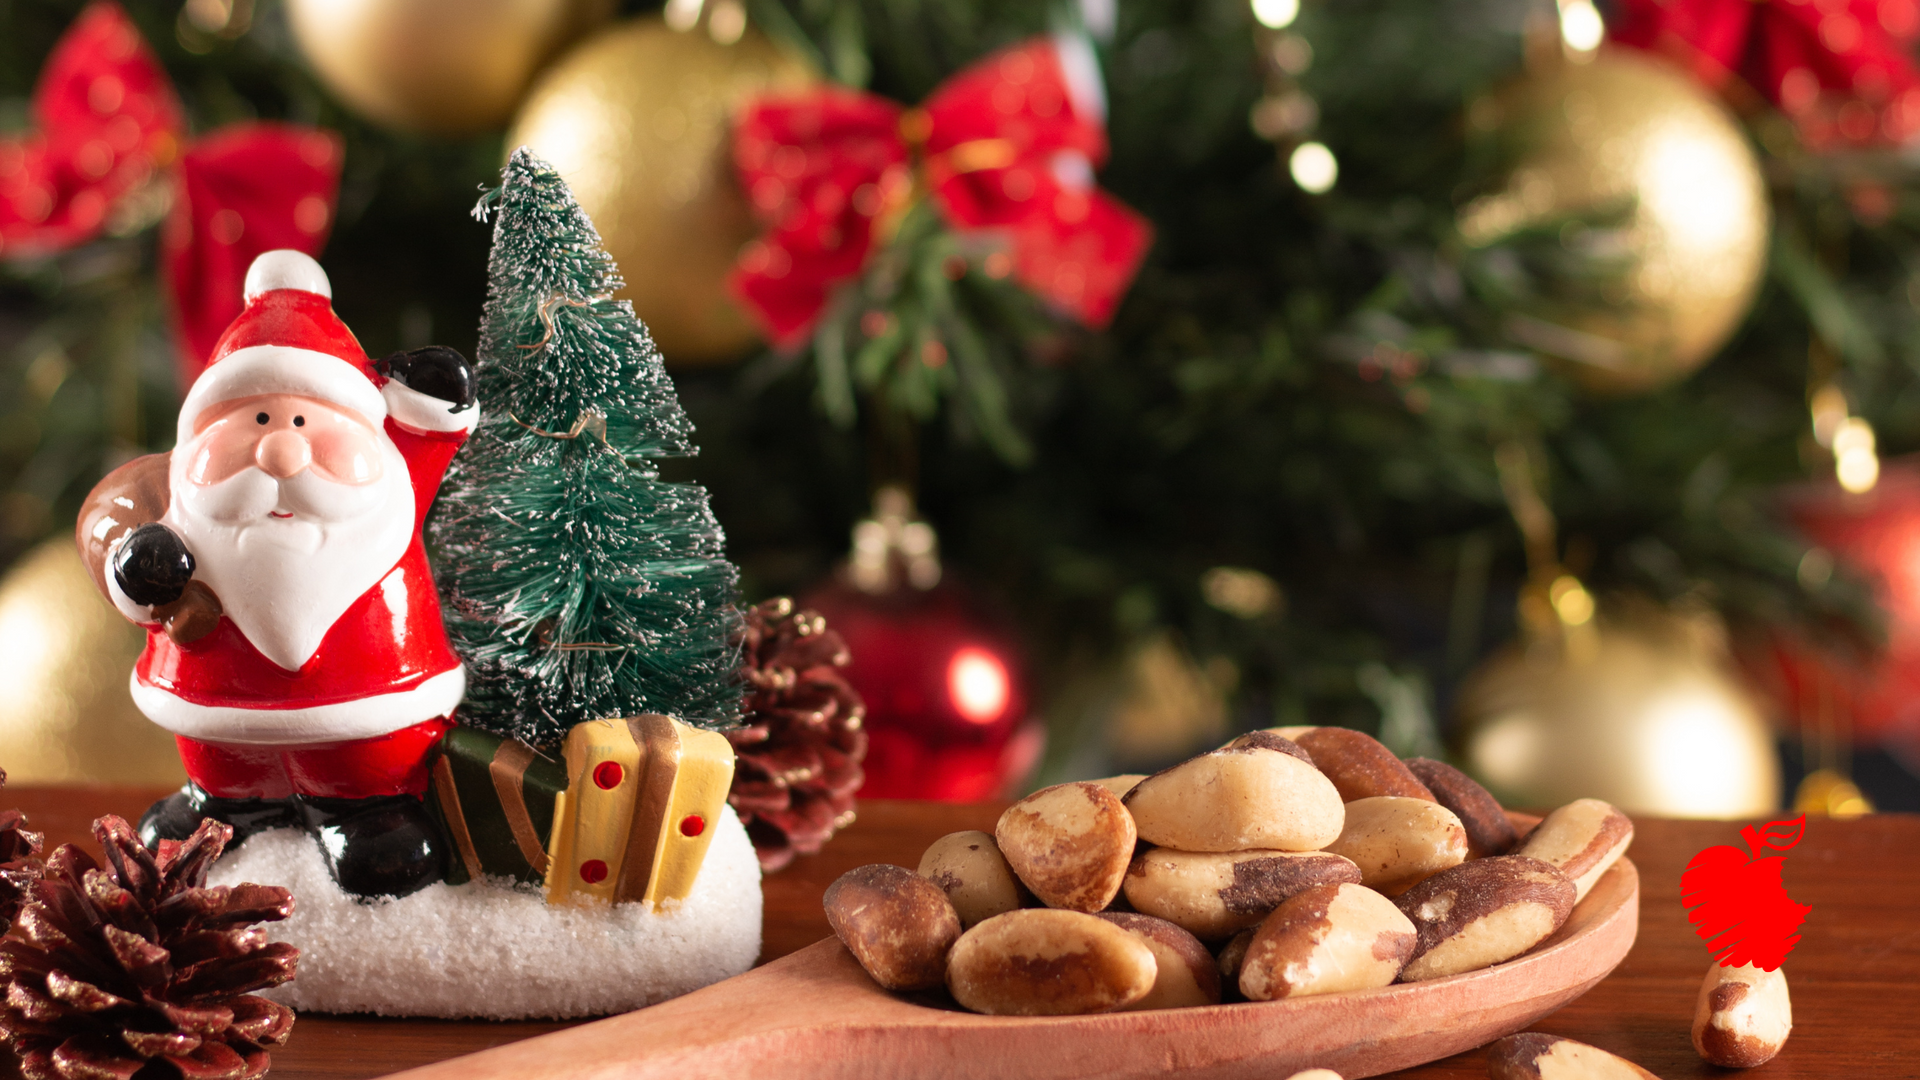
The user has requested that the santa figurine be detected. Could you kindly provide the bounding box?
[76,250,477,899]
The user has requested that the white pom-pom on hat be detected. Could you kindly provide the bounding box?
[244,249,332,301]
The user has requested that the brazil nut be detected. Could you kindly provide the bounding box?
[824,864,963,992]
[1125,742,1344,852]
[1123,848,1361,939]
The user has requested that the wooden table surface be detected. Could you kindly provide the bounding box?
[4,787,1916,1079]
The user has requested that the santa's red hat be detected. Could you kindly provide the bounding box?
[177,250,387,444]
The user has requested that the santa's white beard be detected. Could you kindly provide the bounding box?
[166,442,415,673]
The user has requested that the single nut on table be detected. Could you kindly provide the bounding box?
[1487,1033,1663,1079]
[1123,848,1361,940]
[1393,855,1575,981]
[1124,741,1344,853]
[947,908,1157,1016]
[824,864,963,992]
[1238,882,1416,1001]
[1290,727,1436,803]
[1515,798,1634,903]
[1323,796,1468,896]
[1089,774,1147,799]
[1693,962,1791,1068]
[996,782,1137,912]
[1405,757,1517,858]
[1093,912,1222,1010]
[918,831,1028,928]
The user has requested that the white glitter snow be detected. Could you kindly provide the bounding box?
[207,804,761,1019]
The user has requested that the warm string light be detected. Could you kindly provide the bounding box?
[1252,0,1300,29]
[1811,384,1879,493]
[663,0,747,43]
[1249,0,1336,193]
[1556,0,1604,56]
[1289,142,1338,193]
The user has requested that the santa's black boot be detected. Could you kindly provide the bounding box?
[138,784,300,850]
[297,795,448,900]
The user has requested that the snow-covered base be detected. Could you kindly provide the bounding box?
[206,805,762,1019]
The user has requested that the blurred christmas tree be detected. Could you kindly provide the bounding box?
[4,0,1919,808]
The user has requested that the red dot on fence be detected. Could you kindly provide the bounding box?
[679,815,706,838]
[593,761,624,789]
[579,859,608,884]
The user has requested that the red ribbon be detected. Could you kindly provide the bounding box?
[1611,0,1920,147]
[731,36,1152,348]
[0,3,342,387]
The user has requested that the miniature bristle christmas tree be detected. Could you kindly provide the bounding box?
[431,148,741,748]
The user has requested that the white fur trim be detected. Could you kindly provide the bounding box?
[1052,31,1106,124]
[245,250,331,301]
[132,665,466,745]
[179,345,387,444]
[384,380,481,435]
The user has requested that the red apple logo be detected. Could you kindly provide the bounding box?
[1680,815,1811,971]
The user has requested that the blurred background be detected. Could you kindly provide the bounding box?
[3,0,1918,818]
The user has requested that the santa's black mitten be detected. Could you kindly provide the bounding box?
[114,523,196,607]
[378,346,475,412]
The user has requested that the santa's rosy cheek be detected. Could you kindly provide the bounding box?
[305,426,385,486]
[185,429,261,486]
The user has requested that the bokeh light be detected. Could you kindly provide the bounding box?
[949,647,1011,725]
[1289,141,1337,193]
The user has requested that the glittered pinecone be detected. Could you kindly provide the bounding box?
[728,597,868,872]
[0,815,298,1080]
[0,769,45,929]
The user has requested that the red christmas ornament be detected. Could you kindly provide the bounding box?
[729,34,1152,347]
[1746,462,1920,742]
[1611,0,1920,147]
[802,488,1038,802]
[803,575,1037,802]
[1680,815,1812,971]
[1,3,342,386]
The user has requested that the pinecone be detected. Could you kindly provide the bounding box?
[0,815,298,1080]
[0,768,46,929]
[728,597,868,872]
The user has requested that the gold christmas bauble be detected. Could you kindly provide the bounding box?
[1458,49,1770,395]
[0,541,184,786]
[507,17,815,365]
[1455,605,1779,818]
[286,0,613,135]
[1107,632,1232,768]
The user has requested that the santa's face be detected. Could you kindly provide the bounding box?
[185,392,386,491]
[166,392,415,672]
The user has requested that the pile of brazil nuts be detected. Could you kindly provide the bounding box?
[824,726,1635,1017]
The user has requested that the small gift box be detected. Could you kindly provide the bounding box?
[428,725,568,887]
[429,716,736,907]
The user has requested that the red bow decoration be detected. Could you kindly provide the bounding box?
[1611,0,1920,147]
[1680,815,1812,971]
[0,3,342,386]
[730,36,1151,348]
